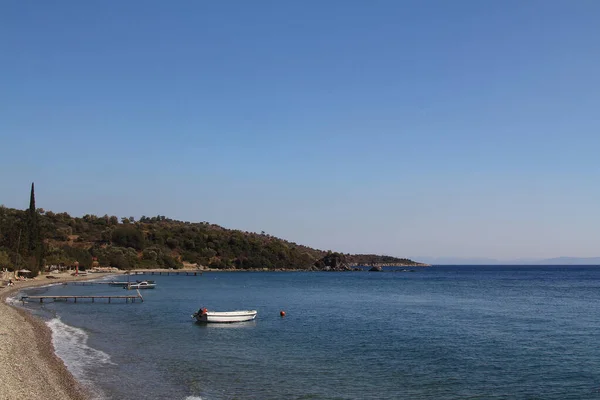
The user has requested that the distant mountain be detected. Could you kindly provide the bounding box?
[534,257,600,265]
[413,256,504,265]
[414,256,600,266]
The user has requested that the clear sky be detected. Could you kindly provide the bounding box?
[1,1,599,261]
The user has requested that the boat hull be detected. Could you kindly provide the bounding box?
[194,310,257,323]
[126,283,156,289]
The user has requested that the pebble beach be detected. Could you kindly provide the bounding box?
[0,273,113,400]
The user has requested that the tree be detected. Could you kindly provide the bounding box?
[27,182,42,275]
[166,238,179,249]
[111,226,145,250]
[28,182,38,253]
[0,251,13,269]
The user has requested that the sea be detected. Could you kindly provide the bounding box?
[11,266,600,400]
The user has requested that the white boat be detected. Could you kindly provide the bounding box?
[192,308,257,323]
[126,281,156,289]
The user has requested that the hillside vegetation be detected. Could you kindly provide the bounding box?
[0,201,425,275]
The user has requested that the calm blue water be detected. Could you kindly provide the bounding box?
[16,266,600,400]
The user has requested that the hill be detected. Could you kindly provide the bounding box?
[0,205,425,274]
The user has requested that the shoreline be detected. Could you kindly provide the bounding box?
[0,273,114,400]
[196,265,431,272]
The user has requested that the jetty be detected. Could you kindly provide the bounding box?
[21,290,143,304]
[67,281,130,286]
[68,280,155,287]
[129,270,202,276]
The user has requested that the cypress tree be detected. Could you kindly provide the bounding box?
[29,182,35,210]
[28,183,37,251]
[27,182,41,274]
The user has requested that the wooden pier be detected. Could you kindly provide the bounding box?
[68,281,132,286]
[130,270,202,276]
[21,291,143,304]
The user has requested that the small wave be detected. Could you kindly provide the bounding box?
[47,318,115,399]
[184,397,204,400]
[5,282,65,306]
[5,294,22,306]
[40,282,65,288]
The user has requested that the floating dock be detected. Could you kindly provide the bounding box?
[21,291,143,304]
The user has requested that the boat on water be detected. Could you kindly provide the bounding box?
[112,279,155,288]
[125,281,156,289]
[192,307,257,323]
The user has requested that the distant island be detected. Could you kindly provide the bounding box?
[0,184,428,275]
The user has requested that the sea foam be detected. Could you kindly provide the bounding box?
[5,294,21,306]
[47,317,115,399]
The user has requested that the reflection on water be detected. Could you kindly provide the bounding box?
[194,320,258,329]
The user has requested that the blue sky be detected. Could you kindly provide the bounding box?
[1,1,599,261]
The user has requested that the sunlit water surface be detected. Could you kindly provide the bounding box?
[17,266,600,399]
